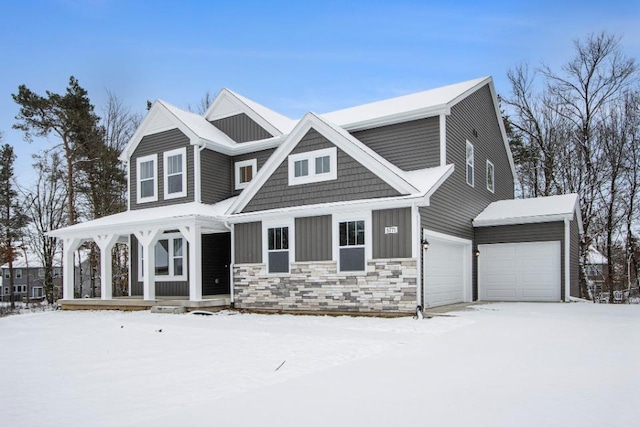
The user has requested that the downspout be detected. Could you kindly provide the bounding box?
[564,218,571,302]
[195,140,206,203]
[413,203,423,318]
[125,160,130,211]
[223,220,235,308]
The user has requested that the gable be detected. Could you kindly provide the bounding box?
[241,129,401,213]
[210,113,273,143]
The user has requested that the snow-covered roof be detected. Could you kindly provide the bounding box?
[1,252,61,269]
[473,194,582,230]
[587,247,607,265]
[158,100,237,146]
[225,89,297,134]
[49,199,237,239]
[322,77,490,130]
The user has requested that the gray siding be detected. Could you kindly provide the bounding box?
[232,148,277,196]
[295,216,332,261]
[351,117,440,170]
[210,113,272,143]
[570,214,580,297]
[235,222,262,263]
[243,129,400,213]
[474,221,566,301]
[372,208,412,259]
[130,129,195,210]
[421,85,515,240]
[201,148,233,204]
[130,234,189,297]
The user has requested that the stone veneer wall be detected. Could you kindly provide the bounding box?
[234,258,417,314]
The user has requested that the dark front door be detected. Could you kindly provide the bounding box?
[202,232,231,295]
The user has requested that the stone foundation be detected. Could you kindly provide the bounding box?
[234,258,417,314]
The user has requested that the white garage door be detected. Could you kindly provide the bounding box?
[478,241,561,302]
[424,237,468,308]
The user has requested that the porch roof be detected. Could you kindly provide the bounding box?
[48,198,237,240]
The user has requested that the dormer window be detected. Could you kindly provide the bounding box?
[288,147,337,186]
[235,159,257,190]
[137,154,158,203]
[164,147,187,199]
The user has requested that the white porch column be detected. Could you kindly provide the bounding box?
[179,224,202,301]
[94,234,120,300]
[63,237,83,300]
[134,229,162,301]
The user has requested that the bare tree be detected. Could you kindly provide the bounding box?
[188,91,213,115]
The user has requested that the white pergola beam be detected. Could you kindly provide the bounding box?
[134,229,163,301]
[62,237,84,300]
[179,224,202,301]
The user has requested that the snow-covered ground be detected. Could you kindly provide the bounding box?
[1,302,638,427]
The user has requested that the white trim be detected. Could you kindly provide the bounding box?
[486,159,495,193]
[288,147,337,186]
[262,218,295,275]
[126,161,131,210]
[136,154,158,204]
[137,233,187,282]
[439,114,447,166]
[564,218,571,302]
[333,211,372,274]
[194,143,202,203]
[235,158,257,190]
[473,213,576,228]
[163,147,187,200]
[412,204,422,308]
[466,140,474,188]
[423,229,473,305]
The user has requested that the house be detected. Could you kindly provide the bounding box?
[0,254,62,303]
[584,247,608,295]
[49,76,582,314]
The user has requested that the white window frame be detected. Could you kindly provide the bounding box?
[38,268,45,278]
[288,147,337,186]
[137,154,158,203]
[3,269,9,279]
[333,211,372,274]
[466,141,474,187]
[486,160,495,193]
[15,269,22,279]
[163,147,187,200]
[32,287,43,298]
[137,233,187,282]
[262,219,294,275]
[235,158,257,190]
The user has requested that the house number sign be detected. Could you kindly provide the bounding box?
[385,226,398,234]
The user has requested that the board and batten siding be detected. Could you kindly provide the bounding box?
[129,234,189,296]
[130,129,195,210]
[295,216,332,262]
[421,84,514,240]
[351,117,440,171]
[474,221,566,301]
[232,148,277,196]
[200,148,233,204]
[570,213,580,297]
[235,222,262,263]
[210,113,273,143]
[242,129,400,213]
[372,208,412,259]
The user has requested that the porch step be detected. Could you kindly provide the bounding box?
[150,306,187,314]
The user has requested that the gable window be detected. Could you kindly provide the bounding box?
[137,154,158,203]
[138,234,186,281]
[267,226,290,273]
[339,220,366,272]
[288,147,337,186]
[466,141,474,187]
[164,147,187,199]
[235,158,257,190]
[486,160,495,193]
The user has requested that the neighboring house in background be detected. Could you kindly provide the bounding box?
[50,76,582,314]
[585,247,608,295]
[0,254,62,303]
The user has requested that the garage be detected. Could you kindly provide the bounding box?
[423,233,471,308]
[478,241,561,301]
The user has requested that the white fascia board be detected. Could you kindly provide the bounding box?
[201,134,284,156]
[338,105,451,131]
[472,213,574,228]
[226,193,430,224]
[204,89,283,137]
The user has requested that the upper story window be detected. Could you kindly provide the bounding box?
[15,269,22,279]
[3,269,9,279]
[164,147,187,199]
[235,159,257,190]
[137,154,158,203]
[466,141,474,187]
[486,160,495,193]
[288,147,337,186]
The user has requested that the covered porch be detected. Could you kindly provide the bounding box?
[49,201,236,310]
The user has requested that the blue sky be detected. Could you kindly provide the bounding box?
[1,0,639,182]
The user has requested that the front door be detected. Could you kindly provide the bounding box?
[201,232,231,295]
